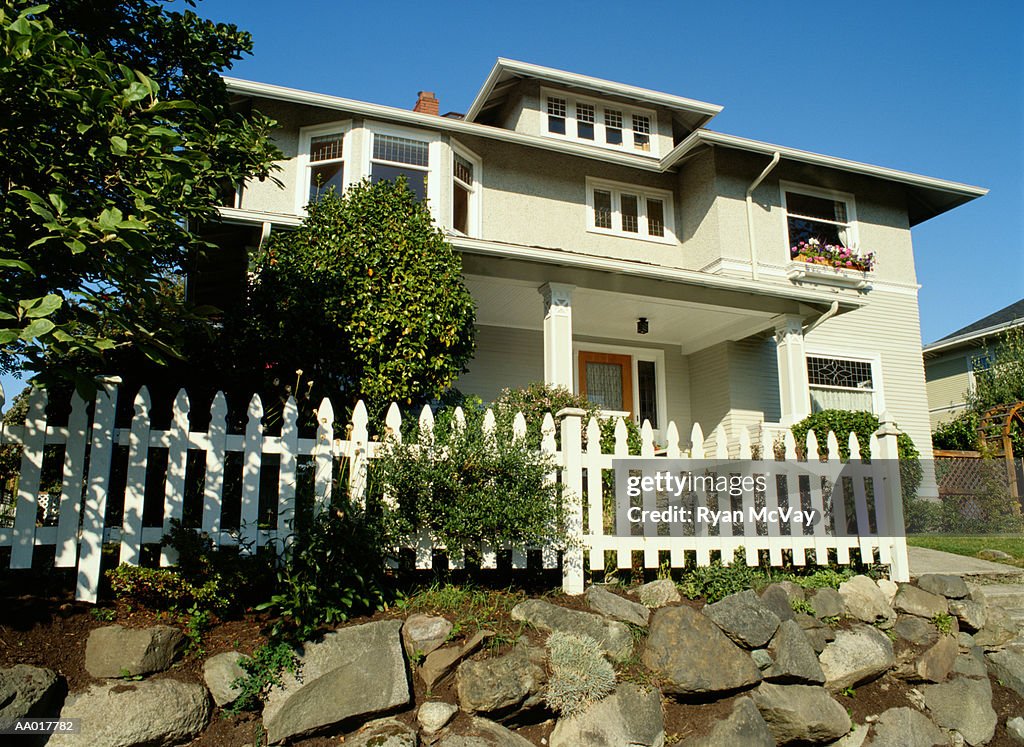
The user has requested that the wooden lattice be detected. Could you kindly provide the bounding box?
[978,402,1024,498]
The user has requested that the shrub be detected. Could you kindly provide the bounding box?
[106,565,221,613]
[374,398,566,563]
[932,412,980,452]
[229,642,299,713]
[544,631,615,716]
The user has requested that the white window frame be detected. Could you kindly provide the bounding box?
[363,121,443,222]
[804,348,885,414]
[295,120,352,215]
[585,177,676,244]
[540,87,660,156]
[572,341,668,438]
[450,142,482,238]
[780,181,861,254]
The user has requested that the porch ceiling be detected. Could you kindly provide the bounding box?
[465,275,778,354]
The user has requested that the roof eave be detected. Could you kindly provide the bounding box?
[924,318,1024,355]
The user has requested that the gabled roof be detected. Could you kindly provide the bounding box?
[924,298,1024,353]
[465,58,722,132]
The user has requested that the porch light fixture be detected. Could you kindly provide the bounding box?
[637,317,649,335]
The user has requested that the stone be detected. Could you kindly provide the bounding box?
[831,725,868,747]
[263,620,410,744]
[403,613,453,658]
[84,624,184,679]
[809,587,844,620]
[511,599,632,660]
[1008,716,1024,743]
[922,676,997,746]
[419,701,459,733]
[974,606,1017,648]
[915,635,958,682]
[586,585,650,627]
[893,584,948,619]
[876,578,899,606]
[49,679,210,747]
[839,575,895,627]
[760,584,799,622]
[953,652,988,679]
[959,631,977,647]
[986,649,1024,698]
[764,620,825,685]
[456,644,546,721]
[869,707,947,747]
[685,696,774,747]
[917,573,970,599]
[549,683,664,747]
[346,717,418,747]
[978,548,1012,561]
[642,605,762,696]
[750,682,851,744]
[636,579,680,608]
[751,649,773,670]
[793,613,834,653]
[702,589,781,649]
[202,651,246,708]
[0,665,65,730]
[819,624,894,690]
[437,716,535,746]
[948,599,987,632]
[421,630,493,691]
[894,615,939,647]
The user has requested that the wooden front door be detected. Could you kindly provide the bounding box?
[578,351,633,414]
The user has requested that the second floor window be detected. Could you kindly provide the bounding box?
[371,133,430,201]
[452,149,480,235]
[587,178,674,243]
[308,132,345,204]
[785,188,854,248]
[541,88,659,155]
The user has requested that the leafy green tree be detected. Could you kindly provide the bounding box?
[0,0,280,390]
[245,180,476,416]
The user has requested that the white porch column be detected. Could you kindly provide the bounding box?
[539,283,575,391]
[775,314,811,425]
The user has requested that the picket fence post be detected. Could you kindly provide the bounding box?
[557,407,585,595]
[876,412,910,581]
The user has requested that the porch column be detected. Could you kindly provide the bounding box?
[775,315,811,424]
[539,283,575,391]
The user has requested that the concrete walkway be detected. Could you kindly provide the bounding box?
[908,545,1024,627]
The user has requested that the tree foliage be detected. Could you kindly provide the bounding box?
[0,0,280,389]
[967,327,1024,415]
[245,180,476,416]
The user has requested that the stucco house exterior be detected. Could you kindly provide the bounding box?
[200,59,985,497]
[924,298,1024,428]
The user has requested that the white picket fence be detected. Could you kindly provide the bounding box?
[0,382,910,602]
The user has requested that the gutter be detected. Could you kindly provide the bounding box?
[745,152,781,282]
[923,317,1024,355]
[803,301,840,335]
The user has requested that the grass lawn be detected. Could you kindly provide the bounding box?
[907,534,1024,567]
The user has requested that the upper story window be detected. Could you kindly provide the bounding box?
[806,354,878,413]
[296,120,351,212]
[371,133,430,202]
[541,87,659,155]
[782,183,858,250]
[451,146,481,236]
[586,178,675,244]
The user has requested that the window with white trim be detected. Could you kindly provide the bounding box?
[297,121,351,212]
[541,88,659,155]
[783,185,857,249]
[370,132,430,202]
[806,355,877,412]
[586,178,675,242]
[451,146,481,236]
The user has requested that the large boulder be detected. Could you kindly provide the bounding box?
[917,573,969,599]
[586,585,650,627]
[915,635,958,683]
[403,613,453,658]
[986,648,1024,698]
[0,665,65,731]
[345,717,417,747]
[759,584,797,622]
[869,707,947,747]
[921,676,997,746]
[642,606,761,696]
[421,630,492,691]
[839,575,895,627]
[455,644,546,721]
[511,600,632,660]
[818,624,894,690]
[635,579,680,608]
[764,620,825,685]
[549,683,664,747]
[893,584,948,619]
[437,716,535,746]
[793,613,834,654]
[262,620,410,744]
[202,651,246,708]
[750,682,851,744]
[684,696,774,747]
[84,624,184,679]
[702,590,780,649]
[49,679,210,747]
[974,606,1018,648]
[894,615,938,646]
[953,651,989,679]
[808,588,844,620]
[948,598,987,632]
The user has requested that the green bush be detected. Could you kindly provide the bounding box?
[106,564,222,613]
[544,631,616,716]
[257,500,394,644]
[375,398,566,563]
[229,642,299,713]
[932,412,980,452]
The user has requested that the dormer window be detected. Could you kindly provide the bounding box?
[540,88,659,155]
[546,96,567,135]
[604,109,623,145]
[576,102,595,140]
[632,115,651,152]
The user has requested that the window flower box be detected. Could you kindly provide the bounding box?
[788,239,873,289]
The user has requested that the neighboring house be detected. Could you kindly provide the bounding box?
[200,59,985,496]
[923,298,1024,428]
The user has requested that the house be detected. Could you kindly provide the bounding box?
[923,298,1024,427]
[202,59,986,497]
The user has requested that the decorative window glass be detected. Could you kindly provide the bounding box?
[621,194,639,233]
[585,362,624,410]
[785,190,853,248]
[587,179,674,242]
[371,134,430,202]
[576,102,595,140]
[637,360,658,428]
[307,132,345,204]
[807,355,876,412]
[646,198,665,237]
[594,189,613,229]
[547,96,567,135]
[632,114,651,151]
[452,151,476,235]
[604,109,623,145]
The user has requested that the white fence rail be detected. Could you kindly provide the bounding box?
[0,384,910,602]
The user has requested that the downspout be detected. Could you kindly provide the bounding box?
[803,301,840,336]
[745,151,781,282]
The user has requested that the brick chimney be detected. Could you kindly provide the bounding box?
[413,91,439,116]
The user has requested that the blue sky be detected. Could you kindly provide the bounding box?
[2,0,1021,405]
